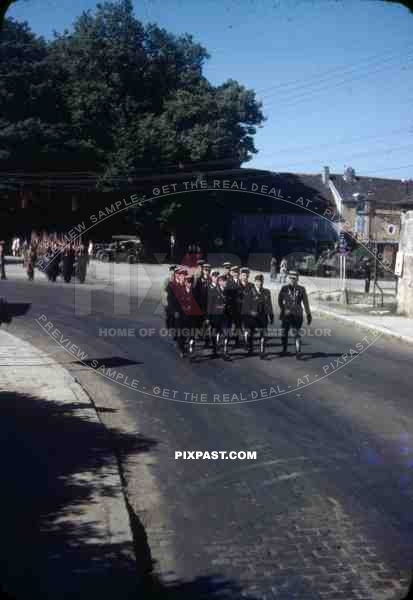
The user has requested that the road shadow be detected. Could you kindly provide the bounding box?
[73,356,143,368]
[0,389,156,599]
[300,351,356,361]
[137,572,265,599]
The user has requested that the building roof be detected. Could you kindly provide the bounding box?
[330,172,413,208]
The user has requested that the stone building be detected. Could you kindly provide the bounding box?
[322,165,412,270]
[397,211,413,317]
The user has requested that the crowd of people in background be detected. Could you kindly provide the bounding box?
[2,234,92,283]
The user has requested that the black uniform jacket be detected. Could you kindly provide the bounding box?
[207,285,231,319]
[243,287,274,322]
[278,284,310,319]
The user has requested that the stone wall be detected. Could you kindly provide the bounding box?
[397,211,413,317]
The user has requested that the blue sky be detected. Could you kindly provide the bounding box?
[8,0,413,179]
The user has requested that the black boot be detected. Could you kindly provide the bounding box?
[295,338,302,360]
[259,337,265,359]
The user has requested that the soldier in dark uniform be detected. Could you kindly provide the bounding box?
[49,242,61,282]
[226,265,243,345]
[162,265,177,333]
[166,267,184,342]
[278,270,312,359]
[193,262,211,345]
[238,268,255,352]
[76,244,88,283]
[207,274,232,359]
[178,274,203,358]
[25,243,37,281]
[222,262,232,280]
[62,244,75,283]
[193,259,205,284]
[210,270,220,288]
[242,274,274,357]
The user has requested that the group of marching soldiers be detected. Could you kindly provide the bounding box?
[161,260,312,360]
[23,240,89,283]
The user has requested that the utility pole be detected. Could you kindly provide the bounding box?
[371,198,378,308]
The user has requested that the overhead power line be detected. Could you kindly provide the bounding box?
[255,44,413,98]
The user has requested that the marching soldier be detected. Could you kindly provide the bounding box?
[278,270,312,359]
[76,244,88,283]
[167,266,185,335]
[62,244,75,283]
[238,268,255,352]
[193,259,205,283]
[207,274,232,359]
[210,270,220,288]
[222,262,232,280]
[193,262,212,345]
[25,243,37,281]
[48,242,61,282]
[178,274,203,358]
[242,274,274,357]
[167,267,186,355]
[226,265,242,345]
[162,265,177,333]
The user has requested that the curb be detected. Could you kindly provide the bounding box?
[315,306,413,346]
[68,375,136,554]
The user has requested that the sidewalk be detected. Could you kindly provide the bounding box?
[0,329,139,599]
[315,304,413,345]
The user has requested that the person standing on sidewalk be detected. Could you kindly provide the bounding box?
[279,257,288,284]
[0,241,7,280]
[278,270,312,359]
[88,241,93,264]
[361,258,372,294]
[270,256,277,282]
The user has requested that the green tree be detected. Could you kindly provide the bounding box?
[0,0,15,32]
[48,0,264,186]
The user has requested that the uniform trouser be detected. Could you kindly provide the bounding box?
[230,309,243,342]
[197,314,211,343]
[281,317,303,352]
[77,259,87,282]
[176,315,197,353]
[242,316,267,352]
[63,259,74,282]
[209,316,231,353]
[50,265,59,282]
[165,308,175,332]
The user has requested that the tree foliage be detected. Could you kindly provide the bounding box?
[1,0,264,182]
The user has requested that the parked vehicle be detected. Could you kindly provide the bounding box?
[99,240,143,263]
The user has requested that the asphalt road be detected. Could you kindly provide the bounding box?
[2,266,413,600]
